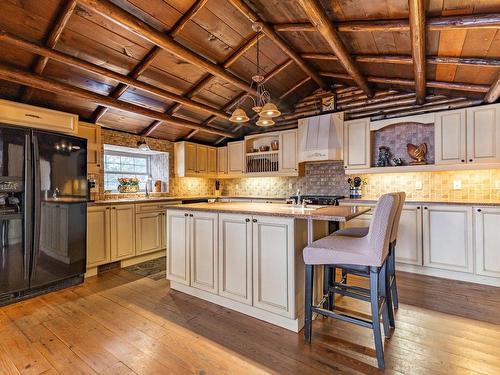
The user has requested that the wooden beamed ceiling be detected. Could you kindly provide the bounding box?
[0,0,498,144]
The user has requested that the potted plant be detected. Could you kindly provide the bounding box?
[117,177,140,193]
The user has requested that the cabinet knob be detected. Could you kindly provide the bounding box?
[112,207,116,209]
[477,208,482,212]
[189,214,193,217]
[245,218,250,222]
[469,159,473,162]
[252,219,257,223]
[424,207,428,210]
[461,159,465,163]
[417,206,420,209]
[184,213,188,217]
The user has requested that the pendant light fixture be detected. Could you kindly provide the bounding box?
[137,138,150,151]
[230,22,281,127]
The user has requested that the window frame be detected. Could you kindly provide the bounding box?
[104,150,151,192]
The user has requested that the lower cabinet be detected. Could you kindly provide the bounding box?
[110,204,136,261]
[395,205,423,265]
[87,206,111,267]
[167,210,296,318]
[252,215,294,317]
[218,213,252,305]
[474,207,500,277]
[423,205,474,273]
[135,211,164,255]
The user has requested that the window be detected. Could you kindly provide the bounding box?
[104,151,151,191]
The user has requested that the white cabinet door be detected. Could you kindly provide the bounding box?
[252,216,294,318]
[218,213,252,304]
[190,211,218,294]
[135,212,163,255]
[167,210,190,285]
[474,207,500,278]
[87,206,111,267]
[466,104,500,164]
[396,205,423,265]
[435,109,467,165]
[279,129,298,174]
[217,147,227,175]
[110,204,136,261]
[227,141,244,174]
[343,118,370,169]
[423,205,473,273]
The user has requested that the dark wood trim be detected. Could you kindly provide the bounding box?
[301,53,500,67]
[90,0,209,122]
[228,0,328,90]
[484,74,500,103]
[298,0,372,97]
[320,71,490,93]
[273,13,500,32]
[0,63,234,138]
[21,0,77,102]
[409,0,426,104]
[280,77,311,99]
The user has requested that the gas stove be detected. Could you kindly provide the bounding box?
[287,195,345,206]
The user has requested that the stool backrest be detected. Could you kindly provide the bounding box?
[367,193,399,264]
[389,192,406,243]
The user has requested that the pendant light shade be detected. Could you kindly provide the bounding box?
[256,116,275,127]
[261,102,281,118]
[137,139,150,151]
[229,108,249,123]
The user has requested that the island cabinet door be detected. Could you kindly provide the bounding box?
[218,213,253,305]
[423,205,473,273]
[252,216,295,318]
[167,210,190,285]
[190,211,218,294]
[474,207,500,278]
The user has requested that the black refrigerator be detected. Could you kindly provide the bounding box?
[0,124,87,305]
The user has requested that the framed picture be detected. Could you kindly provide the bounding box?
[321,94,336,112]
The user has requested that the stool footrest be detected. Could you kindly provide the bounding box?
[311,306,373,329]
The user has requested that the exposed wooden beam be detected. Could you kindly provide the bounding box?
[409,0,426,104]
[0,63,234,138]
[227,0,328,90]
[274,13,500,33]
[484,73,500,103]
[76,0,257,101]
[0,31,231,122]
[21,0,77,102]
[90,0,209,122]
[320,71,490,93]
[301,53,500,67]
[140,33,263,137]
[280,77,311,100]
[298,0,372,97]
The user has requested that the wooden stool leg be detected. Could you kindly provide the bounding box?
[370,266,385,370]
[304,264,314,343]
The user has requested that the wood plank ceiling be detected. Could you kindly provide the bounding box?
[0,0,498,144]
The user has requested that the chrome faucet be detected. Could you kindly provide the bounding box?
[52,188,59,199]
[296,189,301,205]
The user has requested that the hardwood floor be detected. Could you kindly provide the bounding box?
[1,269,500,374]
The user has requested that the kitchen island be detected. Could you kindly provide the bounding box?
[165,202,369,331]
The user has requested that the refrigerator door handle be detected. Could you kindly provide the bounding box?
[31,134,41,277]
[24,133,32,281]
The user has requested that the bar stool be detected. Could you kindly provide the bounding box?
[330,192,406,313]
[303,193,399,369]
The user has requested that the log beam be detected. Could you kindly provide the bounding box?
[228,0,328,89]
[21,0,77,102]
[301,53,500,67]
[320,72,490,93]
[0,63,234,138]
[76,0,256,104]
[298,0,372,97]
[484,74,500,103]
[90,0,208,122]
[0,31,231,121]
[409,0,426,104]
[274,13,500,33]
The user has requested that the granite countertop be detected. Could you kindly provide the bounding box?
[87,195,287,206]
[167,202,371,222]
[342,197,500,207]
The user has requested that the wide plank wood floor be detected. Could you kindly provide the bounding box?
[1,268,500,374]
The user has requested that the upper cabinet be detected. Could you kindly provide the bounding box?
[77,122,102,174]
[0,99,78,135]
[175,141,217,177]
[466,104,500,164]
[279,129,298,174]
[435,109,467,165]
[217,146,228,176]
[227,141,245,175]
[298,112,343,163]
[343,118,370,170]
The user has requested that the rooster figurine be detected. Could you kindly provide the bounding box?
[407,143,428,165]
